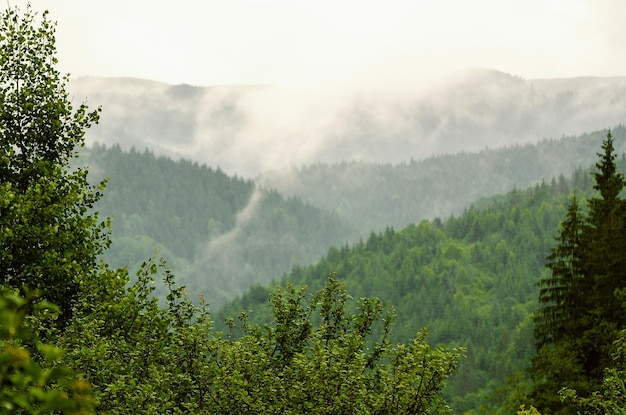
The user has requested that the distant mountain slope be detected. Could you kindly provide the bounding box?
[218,160,606,414]
[258,126,626,233]
[83,144,357,307]
[69,70,626,178]
[84,129,625,308]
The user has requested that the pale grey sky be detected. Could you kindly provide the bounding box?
[12,0,626,88]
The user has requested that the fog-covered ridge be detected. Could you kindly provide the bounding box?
[69,69,626,178]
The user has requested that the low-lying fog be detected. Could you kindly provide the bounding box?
[69,69,626,178]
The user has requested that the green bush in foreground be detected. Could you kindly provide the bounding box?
[0,289,95,414]
[62,258,465,414]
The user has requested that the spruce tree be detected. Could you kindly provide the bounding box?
[578,131,626,380]
[532,196,591,415]
[535,196,586,347]
[585,131,626,324]
[531,131,626,414]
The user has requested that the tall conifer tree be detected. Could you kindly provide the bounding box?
[531,131,626,414]
[578,131,626,381]
[535,196,585,347]
[585,131,626,322]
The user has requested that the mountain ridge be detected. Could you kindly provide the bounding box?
[69,69,626,178]
[84,126,625,310]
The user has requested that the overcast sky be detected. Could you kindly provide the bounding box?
[13,1,626,88]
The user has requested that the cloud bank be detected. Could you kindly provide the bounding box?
[69,70,626,178]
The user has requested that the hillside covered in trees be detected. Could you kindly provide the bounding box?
[258,127,626,232]
[3,4,626,415]
[220,150,626,413]
[83,143,358,306]
[79,127,626,308]
[0,6,463,413]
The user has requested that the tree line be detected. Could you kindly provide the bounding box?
[220,135,626,413]
[0,6,462,413]
[2,4,626,414]
[84,143,357,307]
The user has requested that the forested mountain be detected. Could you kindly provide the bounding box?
[69,72,626,178]
[83,129,625,310]
[530,133,626,414]
[218,155,619,413]
[84,144,357,307]
[8,5,626,413]
[258,126,626,232]
[1,8,466,413]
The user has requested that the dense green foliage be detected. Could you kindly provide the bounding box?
[558,329,626,414]
[531,132,626,414]
[0,5,464,413]
[258,127,626,232]
[0,289,95,413]
[0,5,106,326]
[53,260,464,414]
[219,161,613,413]
[518,329,626,415]
[84,143,356,306]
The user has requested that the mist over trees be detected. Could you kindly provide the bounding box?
[68,71,626,178]
[4,3,626,415]
[84,143,357,307]
[258,127,626,232]
[81,128,625,309]
[0,5,462,413]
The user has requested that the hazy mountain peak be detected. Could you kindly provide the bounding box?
[70,72,626,178]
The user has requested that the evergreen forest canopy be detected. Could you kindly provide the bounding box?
[219,151,626,413]
[530,132,626,414]
[0,6,462,413]
[1,4,626,415]
[83,143,358,307]
[81,126,626,308]
[257,128,626,232]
